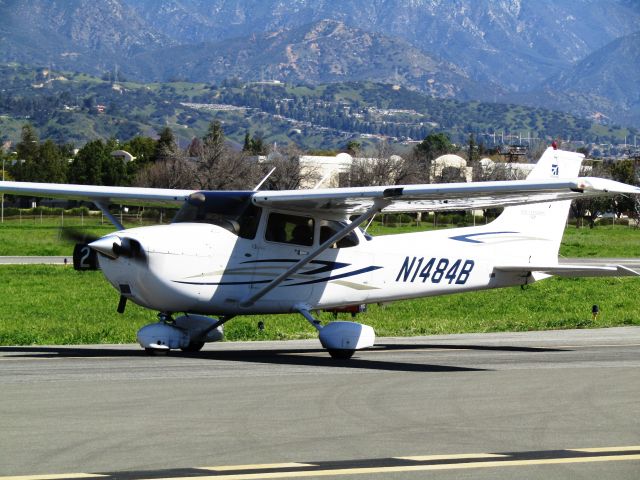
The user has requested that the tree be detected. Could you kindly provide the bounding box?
[69,140,106,185]
[435,165,466,184]
[36,140,67,183]
[610,160,636,217]
[134,154,195,190]
[12,126,68,183]
[153,127,177,163]
[415,133,454,162]
[243,132,251,152]
[203,121,224,150]
[191,121,261,190]
[349,140,413,187]
[12,124,40,181]
[345,140,361,155]
[122,136,156,166]
[414,132,455,183]
[69,139,128,186]
[241,131,266,155]
[571,162,611,228]
[261,144,318,190]
[100,138,128,186]
[467,134,482,181]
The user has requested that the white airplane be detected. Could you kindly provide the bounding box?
[1,146,639,358]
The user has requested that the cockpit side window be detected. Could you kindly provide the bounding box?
[265,212,315,246]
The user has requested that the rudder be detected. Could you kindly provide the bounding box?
[490,147,584,263]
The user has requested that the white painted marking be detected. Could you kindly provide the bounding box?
[204,463,316,471]
[395,453,507,461]
[0,474,106,480]
[151,454,640,479]
[570,446,640,453]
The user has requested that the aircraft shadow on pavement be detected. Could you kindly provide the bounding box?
[0,345,494,373]
[373,343,569,353]
[189,349,489,372]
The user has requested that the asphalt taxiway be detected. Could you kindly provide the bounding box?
[1,327,639,479]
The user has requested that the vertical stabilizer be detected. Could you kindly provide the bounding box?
[490,147,584,264]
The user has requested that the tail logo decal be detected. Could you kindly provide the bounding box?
[449,231,518,244]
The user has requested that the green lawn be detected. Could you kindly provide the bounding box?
[0,215,161,255]
[0,265,638,346]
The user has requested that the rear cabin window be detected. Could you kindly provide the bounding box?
[265,213,315,246]
[319,220,359,248]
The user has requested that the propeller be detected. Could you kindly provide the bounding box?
[89,235,145,261]
[60,227,100,244]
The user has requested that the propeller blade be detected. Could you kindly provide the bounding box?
[60,227,100,244]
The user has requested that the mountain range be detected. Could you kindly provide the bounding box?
[0,0,639,127]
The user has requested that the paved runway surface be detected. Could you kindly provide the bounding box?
[0,256,69,264]
[1,327,639,479]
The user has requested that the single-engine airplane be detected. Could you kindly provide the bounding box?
[1,146,639,358]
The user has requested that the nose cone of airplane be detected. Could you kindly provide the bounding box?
[89,236,120,259]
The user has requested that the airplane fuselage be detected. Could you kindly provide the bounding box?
[97,219,543,316]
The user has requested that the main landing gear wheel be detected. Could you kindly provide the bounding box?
[180,341,205,353]
[144,347,168,356]
[328,349,355,360]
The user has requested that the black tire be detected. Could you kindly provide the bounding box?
[328,349,355,360]
[181,341,205,353]
[144,347,168,356]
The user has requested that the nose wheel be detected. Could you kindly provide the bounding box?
[295,305,374,359]
[327,349,356,360]
[180,341,205,352]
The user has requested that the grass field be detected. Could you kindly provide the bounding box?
[1,218,639,346]
[0,215,159,255]
[0,265,637,346]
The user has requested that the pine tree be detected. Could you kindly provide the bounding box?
[153,127,177,163]
[203,121,224,149]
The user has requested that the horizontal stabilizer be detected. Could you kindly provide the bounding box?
[494,264,640,278]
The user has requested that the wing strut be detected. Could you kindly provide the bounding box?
[240,198,391,307]
[92,200,125,230]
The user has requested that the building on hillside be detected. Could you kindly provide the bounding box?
[257,151,545,190]
[111,150,136,163]
[299,152,353,188]
[256,152,358,189]
[432,154,472,182]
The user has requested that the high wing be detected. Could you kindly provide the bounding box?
[0,181,195,207]
[2,177,639,214]
[252,177,640,215]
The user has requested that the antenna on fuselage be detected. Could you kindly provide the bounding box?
[363,214,377,233]
[253,167,276,191]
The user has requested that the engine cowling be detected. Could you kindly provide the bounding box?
[318,321,375,352]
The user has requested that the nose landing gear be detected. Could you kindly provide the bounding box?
[137,312,226,354]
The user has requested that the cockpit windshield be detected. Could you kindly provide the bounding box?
[172,191,261,239]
